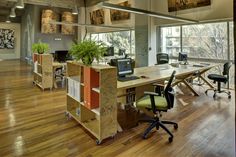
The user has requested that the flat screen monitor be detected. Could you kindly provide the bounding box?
[178,52,188,62]
[117,58,133,77]
[104,47,114,56]
[54,50,68,62]
[118,49,126,56]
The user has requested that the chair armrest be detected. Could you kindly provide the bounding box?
[152,83,165,87]
[144,91,160,96]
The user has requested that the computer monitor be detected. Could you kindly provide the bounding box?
[104,47,114,56]
[109,58,118,66]
[117,58,133,77]
[54,50,69,62]
[178,52,188,64]
[118,49,126,56]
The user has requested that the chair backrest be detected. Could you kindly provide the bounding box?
[222,62,232,76]
[164,70,176,109]
[156,53,169,65]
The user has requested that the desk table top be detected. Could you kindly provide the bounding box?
[117,63,218,90]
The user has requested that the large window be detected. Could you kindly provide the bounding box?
[91,30,135,56]
[160,26,180,57]
[159,21,234,89]
[182,22,228,60]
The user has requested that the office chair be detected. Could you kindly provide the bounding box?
[136,70,178,142]
[205,62,232,99]
[156,53,169,65]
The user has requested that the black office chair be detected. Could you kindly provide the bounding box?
[136,71,178,142]
[156,53,169,65]
[205,62,232,99]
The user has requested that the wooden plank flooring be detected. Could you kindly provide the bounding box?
[0,60,235,157]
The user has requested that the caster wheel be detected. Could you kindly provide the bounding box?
[96,140,102,145]
[156,125,159,130]
[213,94,216,99]
[174,124,178,130]
[142,135,148,139]
[205,91,208,95]
[228,95,231,99]
[168,137,173,143]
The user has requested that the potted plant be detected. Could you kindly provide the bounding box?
[32,40,50,54]
[69,40,106,66]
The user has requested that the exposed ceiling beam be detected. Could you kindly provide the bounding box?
[4,0,108,8]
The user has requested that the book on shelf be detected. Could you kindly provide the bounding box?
[68,76,81,102]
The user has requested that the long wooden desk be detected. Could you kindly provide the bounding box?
[117,63,217,104]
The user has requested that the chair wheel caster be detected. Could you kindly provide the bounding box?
[205,91,208,95]
[96,139,102,145]
[228,95,231,99]
[174,124,178,130]
[168,137,173,143]
[213,94,216,99]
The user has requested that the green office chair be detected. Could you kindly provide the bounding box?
[136,70,178,142]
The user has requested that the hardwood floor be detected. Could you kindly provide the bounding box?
[0,60,234,157]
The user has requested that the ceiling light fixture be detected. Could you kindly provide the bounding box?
[99,2,198,23]
[16,0,24,9]
[5,16,11,23]
[10,8,16,18]
[72,5,78,15]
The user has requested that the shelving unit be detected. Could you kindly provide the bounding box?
[66,61,117,144]
[33,54,53,90]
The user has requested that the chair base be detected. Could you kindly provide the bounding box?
[205,88,231,99]
[139,117,178,142]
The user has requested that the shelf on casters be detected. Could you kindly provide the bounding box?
[67,93,81,102]
[92,87,100,93]
[67,76,80,82]
[33,71,42,77]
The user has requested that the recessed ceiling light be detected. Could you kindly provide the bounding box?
[16,0,24,9]
[72,6,78,15]
[10,8,16,18]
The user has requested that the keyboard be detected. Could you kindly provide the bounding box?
[118,76,140,82]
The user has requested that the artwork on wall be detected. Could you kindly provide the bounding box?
[61,12,75,35]
[110,1,130,21]
[41,9,59,33]
[90,9,105,25]
[168,0,211,12]
[0,29,15,49]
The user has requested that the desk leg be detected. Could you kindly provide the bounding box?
[182,80,199,96]
[199,75,214,88]
[53,68,58,89]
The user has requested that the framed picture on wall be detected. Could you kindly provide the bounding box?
[0,29,15,49]
[168,0,211,12]
[41,9,59,33]
[61,12,75,35]
[90,9,105,25]
[110,1,130,21]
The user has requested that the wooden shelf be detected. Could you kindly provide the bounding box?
[66,61,117,143]
[67,93,80,102]
[92,87,100,93]
[33,54,53,90]
[33,71,42,77]
[91,108,100,115]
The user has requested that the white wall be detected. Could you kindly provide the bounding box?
[0,23,21,59]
